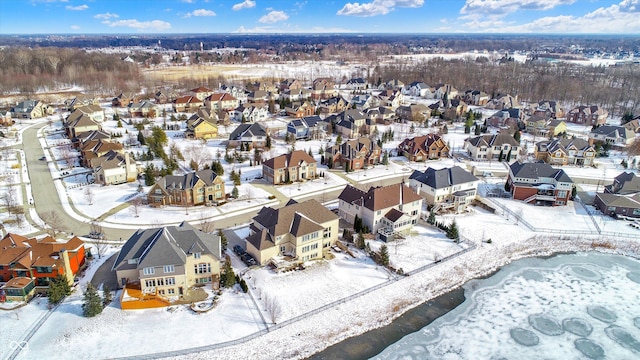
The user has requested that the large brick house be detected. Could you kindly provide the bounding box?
[262,150,317,185]
[147,170,225,207]
[398,134,449,161]
[534,138,596,166]
[325,137,381,171]
[338,183,423,237]
[245,199,339,265]
[566,105,607,126]
[506,161,574,206]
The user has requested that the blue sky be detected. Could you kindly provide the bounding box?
[0,0,638,34]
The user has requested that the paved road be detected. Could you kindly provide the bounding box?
[90,252,119,290]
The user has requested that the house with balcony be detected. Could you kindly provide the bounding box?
[112,222,221,308]
[228,122,267,150]
[338,183,423,239]
[526,115,567,137]
[262,150,317,185]
[398,134,449,161]
[245,199,339,265]
[464,133,521,162]
[408,166,479,213]
[147,169,225,207]
[325,137,381,171]
[534,138,596,166]
[0,233,85,301]
[588,125,635,147]
[506,161,574,206]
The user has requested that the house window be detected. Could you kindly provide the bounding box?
[166,277,175,285]
[167,288,175,295]
[194,252,201,259]
[163,265,175,273]
[158,290,165,295]
[157,278,165,286]
[145,279,156,287]
[195,263,211,274]
[143,267,155,275]
[557,191,567,198]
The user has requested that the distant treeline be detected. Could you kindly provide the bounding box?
[370,57,640,115]
[0,47,140,94]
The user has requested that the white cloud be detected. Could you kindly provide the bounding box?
[94,12,119,20]
[104,19,172,31]
[185,9,217,17]
[460,0,575,15]
[235,25,356,33]
[337,0,423,17]
[259,10,289,23]
[477,0,640,33]
[181,0,195,3]
[70,25,80,30]
[65,4,88,11]
[232,0,256,11]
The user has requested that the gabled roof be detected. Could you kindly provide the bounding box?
[229,122,266,140]
[535,137,592,153]
[590,125,633,139]
[509,161,573,183]
[384,208,405,222]
[409,166,478,189]
[207,93,238,102]
[175,95,203,105]
[263,150,316,170]
[190,86,213,93]
[465,133,520,148]
[339,183,422,211]
[606,172,640,195]
[155,169,220,191]
[398,134,446,155]
[251,199,338,238]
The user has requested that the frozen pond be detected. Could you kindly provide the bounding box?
[374,253,640,360]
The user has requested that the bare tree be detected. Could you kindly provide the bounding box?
[41,210,68,237]
[1,176,18,216]
[199,212,215,233]
[128,196,142,218]
[264,294,282,324]
[59,145,75,169]
[84,186,94,206]
[89,221,108,259]
[186,142,211,171]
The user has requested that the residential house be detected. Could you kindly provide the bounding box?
[409,166,479,213]
[65,114,102,142]
[281,88,313,102]
[506,161,574,206]
[330,109,375,138]
[463,89,490,106]
[338,183,423,238]
[345,77,367,90]
[220,84,247,102]
[487,108,526,129]
[285,101,315,118]
[112,92,139,107]
[366,106,396,124]
[185,116,218,140]
[526,116,567,137]
[154,90,172,104]
[263,150,317,185]
[311,78,337,100]
[112,222,222,300]
[534,138,596,166]
[351,94,378,110]
[623,118,640,134]
[205,93,240,112]
[247,90,272,105]
[485,94,521,110]
[68,105,105,123]
[193,107,229,126]
[589,125,635,146]
[604,172,640,195]
[434,84,459,99]
[380,79,405,91]
[395,104,430,122]
[11,100,50,119]
[378,89,404,108]
[128,101,158,118]
[173,95,203,113]
[405,81,432,98]
[245,199,339,265]
[64,95,99,111]
[0,233,85,301]
[448,99,468,117]
[398,134,450,161]
[325,137,381,171]
[566,105,608,126]
[464,134,521,162]
[279,78,303,92]
[529,100,565,118]
[147,169,225,207]
[317,96,349,115]
[594,172,640,218]
[190,86,214,101]
[76,129,112,147]
[80,139,124,167]
[228,123,268,150]
[231,105,269,123]
[286,115,326,140]
[0,111,12,126]
[93,150,138,185]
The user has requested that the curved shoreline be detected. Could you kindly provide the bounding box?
[183,236,640,360]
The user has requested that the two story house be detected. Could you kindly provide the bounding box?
[330,109,375,138]
[409,166,479,213]
[112,222,222,304]
[506,161,574,206]
[286,115,326,140]
[398,134,450,161]
[534,138,596,166]
[262,150,317,185]
[245,199,339,265]
[228,123,267,150]
[594,172,640,219]
[325,137,381,171]
[338,183,423,238]
[11,100,51,119]
[147,169,225,207]
[464,134,521,162]
[566,105,608,126]
[205,93,240,112]
[173,95,203,113]
[92,150,138,185]
[588,125,635,147]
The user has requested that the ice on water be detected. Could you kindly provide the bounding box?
[374,253,640,360]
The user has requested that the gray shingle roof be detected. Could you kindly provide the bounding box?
[409,166,478,189]
[509,161,573,183]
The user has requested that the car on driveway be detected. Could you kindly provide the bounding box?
[233,245,245,255]
[39,156,46,161]
[240,253,257,266]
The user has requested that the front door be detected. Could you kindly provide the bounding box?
[178,287,183,296]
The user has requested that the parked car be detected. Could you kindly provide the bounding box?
[240,253,257,266]
[233,245,245,255]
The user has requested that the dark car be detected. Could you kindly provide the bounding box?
[233,245,245,255]
[240,253,257,266]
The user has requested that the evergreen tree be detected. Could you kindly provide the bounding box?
[345,161,351,173]
[336,134,342,145]
[221,257,237,288]
[498,149,505,162]
[265,134,271,149]
[48,275,71,305]
[354,214,361,232]
[117,120,123,128]
[102,284,113,307]
[113,113,120,121]
[232,185,239,198]
[137,131,146,145]
[144,164,156,186]
[82,283,103,317]
[506,149,512,162]
[446,220,460,242]
[474,123,481,135]
[382,150,389,165]
[379,244,389,266]
[427,209,436,225]
[464,125,471,134]
[308,148,313,157]
[513,128,521,142]
[218,229,227,250]
[356,232,366,250]
[239,278,248,293]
